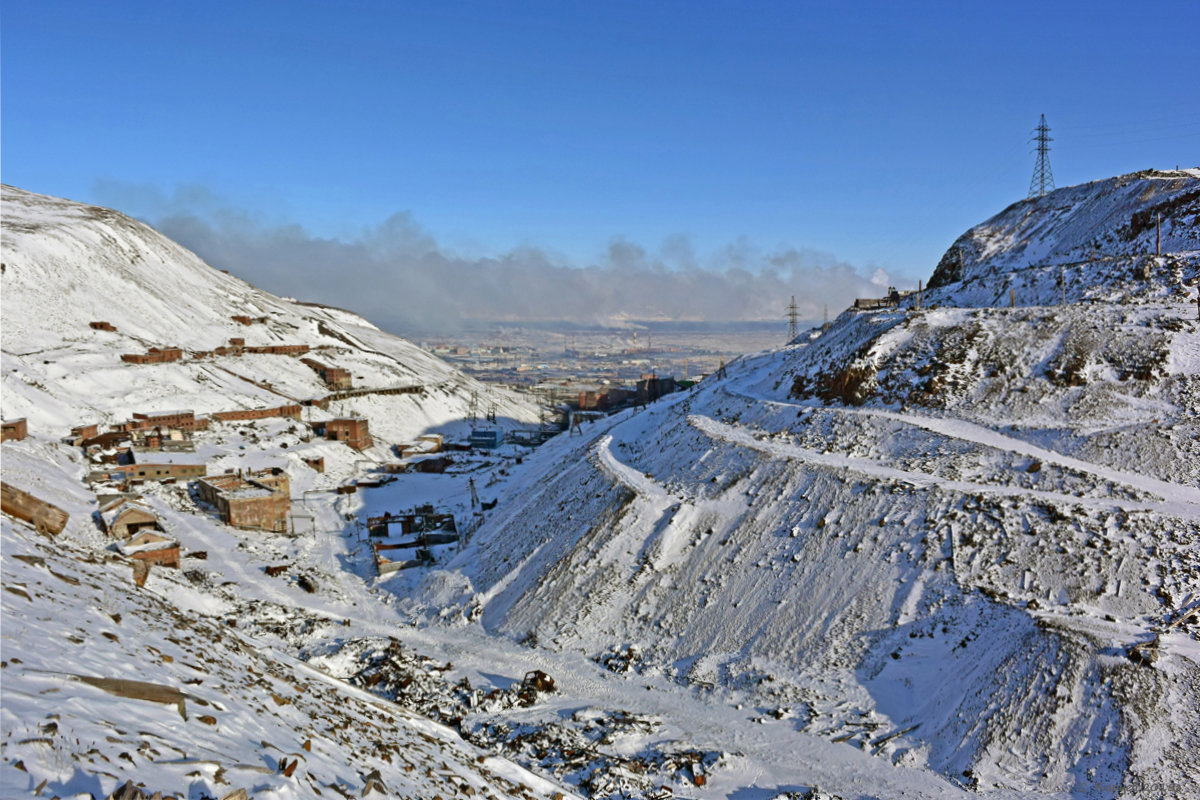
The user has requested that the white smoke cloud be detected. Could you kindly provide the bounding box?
[94,181,903,335]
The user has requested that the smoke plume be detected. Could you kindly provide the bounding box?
[95,181,898,336]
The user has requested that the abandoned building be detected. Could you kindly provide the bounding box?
[229,337,245,347]
[128,410,208,431]
[637,374,678,404]
[210,404,303,423]
[326,418,372,450]
[301,358,353,390]
[195,468,291,532]
[118,530,181,569]
[368,507,458,574]
[99,496,160,539]
[231,314,267,325]
[302,455,325,473]
[2,418,28,442]
[396,433,443,459]
[578,387,634,411]
[853,287,909,310]
[131,426,195,452]
[89,321,117,332]
[243,344,310,356]
[92,459,207,486]
[1,482,70,536]
[70,423,100,442]
[121,347,183,364]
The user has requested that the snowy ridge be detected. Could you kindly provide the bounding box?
[1,184,540,443]
[400,171,1200,797]
[927,169,1200,308]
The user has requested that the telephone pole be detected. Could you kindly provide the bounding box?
[786,295,800,342]
[1028,114,1055,199]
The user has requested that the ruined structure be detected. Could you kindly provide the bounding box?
[121,347,183,364]
[302,358,353,390]
[128,410,208,431]
[195,468,291,532]
[326,418,372,450]
[2,418,28,442]
[210,404,302,423]
[118,530,181,569]
[89,321,117,332]
[1,482,69,536]
[99,497,160,539]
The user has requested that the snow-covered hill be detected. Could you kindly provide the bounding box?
[1,184,539,443]
[3,173,1198,800]
[395,171,1200,798]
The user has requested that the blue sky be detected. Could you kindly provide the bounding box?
[3,0,1198,328]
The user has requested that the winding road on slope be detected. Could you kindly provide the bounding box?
[716,383,1200,520]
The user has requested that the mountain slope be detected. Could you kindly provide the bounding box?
[403,170,1200,797]
[1,183,539,443]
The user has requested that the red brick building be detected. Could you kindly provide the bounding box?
[210,404,302,423]
[1,418,28,442]
[326,418,372,450]
[130,410,207,431]
[121,347,183,364]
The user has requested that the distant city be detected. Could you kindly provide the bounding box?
[416,319,810,391]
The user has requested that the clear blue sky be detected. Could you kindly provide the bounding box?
[4,0,1198,321]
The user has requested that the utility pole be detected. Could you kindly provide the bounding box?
[1028,114,1055,199]
[786,295,800,342]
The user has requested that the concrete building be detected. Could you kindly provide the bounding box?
[195,468,291,532]
[326,418,372,450]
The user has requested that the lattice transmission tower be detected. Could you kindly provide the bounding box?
[786,295,800,342]
[1028,114,1055,198]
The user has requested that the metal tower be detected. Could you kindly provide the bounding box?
[1028,114,1055,198]
[786,295,800,342]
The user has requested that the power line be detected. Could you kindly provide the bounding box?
[1028,114,1055,199]
[786,295,799,342]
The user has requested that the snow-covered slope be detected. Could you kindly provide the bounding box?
[0,186,556,800]
[398,170,1200,798]
[1,184,539,442]
[927,168,1200,308]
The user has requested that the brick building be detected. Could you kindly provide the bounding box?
[89,321,117,332]
[121,347,183,364]
[93,461,207,485]
[243,344,310,356]
[129,410,208,431]
[210,404,302,423]
[195,468,291,532]
[302,358,353,390]
[2,418,28,442]
[118,531,181,569]
[326,418,372,450]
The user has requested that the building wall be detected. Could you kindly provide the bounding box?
[211,405,302,422]
[130,546,180,569]
[225,493,289,532]
[327,418,371,450]
[2,419,28,442]
[108,508,159,539]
